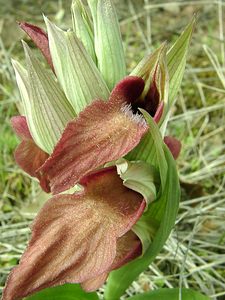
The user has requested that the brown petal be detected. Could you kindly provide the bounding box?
[12,116,50,192]
[11,116,32,140]
[2,167,145,300]
[15,140,49,192]
[164,136,181,160]
[18,22,54,71]
[40,96,148,194]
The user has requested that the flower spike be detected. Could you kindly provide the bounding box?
[5,1,193,299]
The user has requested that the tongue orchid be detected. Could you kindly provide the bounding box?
[1,0,195,299]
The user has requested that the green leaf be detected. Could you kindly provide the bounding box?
[128,288,210,300]
[88,0,126,90]
[15,42,75,154]
[160,17,195,132]
[104,114,180,300]
[45,17,109,114]
[116,158,160,206]
[24,284,99,300]
[71,0,97,63]
[167,17,195,104]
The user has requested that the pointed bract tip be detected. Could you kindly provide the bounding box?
[42,14,48,23]
[11,58,18,68]
[21,39,29,52]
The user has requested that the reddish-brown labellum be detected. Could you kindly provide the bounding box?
[40,77,149,194]
[2,167,145,300]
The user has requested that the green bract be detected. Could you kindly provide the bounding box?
[12,43,75,154]
[88,0,126,89]
[71,0,97,63]
[131,43,169,105]
[11,59,31,123]
[45,17,109,114]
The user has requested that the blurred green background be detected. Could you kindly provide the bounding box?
[0,0,224,299]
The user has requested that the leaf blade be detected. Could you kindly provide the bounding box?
[25,284,99,300]
[160,17,195,131]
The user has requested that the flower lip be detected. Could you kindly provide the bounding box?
[109,76,163,121]
[40,76,149,195]
[132,80,160,117]
[2,167,145,299]
[108,76,145,105]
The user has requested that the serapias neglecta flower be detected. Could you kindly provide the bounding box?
[0,0,194,299]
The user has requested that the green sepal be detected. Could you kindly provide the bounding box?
[45,17,109,114]
[128,288,210,300]
[15,42,75,154]
[104,113,180,300]
[116,158,160,206]
[71,0,97,63]
[11,59,31,121]
[88,0,126,90]
[24,283,99,300]
[131,43,169,105]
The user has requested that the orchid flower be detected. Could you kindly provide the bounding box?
[2,1,195,300]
